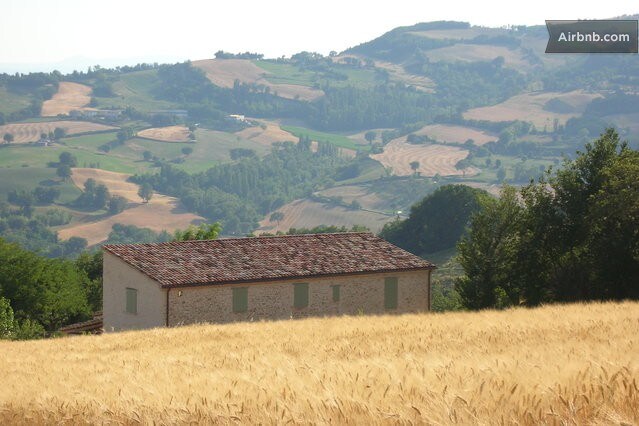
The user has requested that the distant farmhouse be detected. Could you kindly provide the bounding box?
[102,233,435,332]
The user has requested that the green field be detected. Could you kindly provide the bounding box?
[0,86,32,116]
[94,70,178,112]
[63,132,118,150]
[0,143,146,174]
[282,125,366,151]
[0,167,81,204]
[253,61,317,87]
[463,154,556,183]
[338,157,386,185]
[110,129,269,173]
[254,61,378,89]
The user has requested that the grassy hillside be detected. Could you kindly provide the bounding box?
[0,167,81,203]
[93,69,178,111]
[282,125,365,151]
[0,301,637,424]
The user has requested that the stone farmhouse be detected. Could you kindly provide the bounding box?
[102,233,435,332]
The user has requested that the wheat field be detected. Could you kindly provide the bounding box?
[0,302,638,424]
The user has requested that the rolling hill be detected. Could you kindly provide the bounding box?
[0,18,637,247]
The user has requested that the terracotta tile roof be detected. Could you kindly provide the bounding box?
[59,312,103,335]
[103,233,435,288]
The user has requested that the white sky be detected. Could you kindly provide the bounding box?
[0,0,635,72]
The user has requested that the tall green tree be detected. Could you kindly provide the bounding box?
[380,185,489,255]
[0,297,15,339]
[455,186,523,309]
[457,129,639,309]
[56,164,72,181]
[0,238,91,332]
[174,223,222,241]
[138,183,154,203]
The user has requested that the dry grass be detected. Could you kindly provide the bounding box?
[137,125,191,143]
[318,185,388,211]
[41,82,92,116]
[463,90,603,128]
[373,60,435,92]
[424,44,530,69]
[70,168,142,202]
[410,27,508,40]
[371,137,479,177]
[257,198,393,233]
[0,301,637,424]
[57,201,204,246]
[415,124,497,146]
[0,121,117,144]
[59,168,203,245]
[192,59,323,101]
[235,121,297,146]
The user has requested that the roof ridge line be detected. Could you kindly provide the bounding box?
[103,232,376,248]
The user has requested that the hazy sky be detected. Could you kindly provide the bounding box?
[1,0,635,72]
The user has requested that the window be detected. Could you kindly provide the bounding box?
[294,283,309,308]
[125,288,138,314]
[233,287,248,313]
[384,277,398,310]
[331,285,340,302]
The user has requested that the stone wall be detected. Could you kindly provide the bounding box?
[168,270,430,326]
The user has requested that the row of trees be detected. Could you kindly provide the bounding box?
[456,129,639,308]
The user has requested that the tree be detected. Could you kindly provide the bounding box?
[364,131,377,145]
[455,186,523,310]
[0,297,15,339]
[0,238,91,333]
[108,195,128,214]
[586,149,639,299]
[181,146,193,156]
[380,185,489,255]
[84,178,96,193]
[496,167,506,182]
[59,151,77,167]
[56,164,72,181]
[3,133,14,144]
[75,251,103,312]
[63,237,88,256]
[270,211,284,226]
[138,183,154,203]
[116,128,134,143]
[94,184,110,209]
[174,223,222,241]
[143,150,153,161]
[456,128,639,309]
[409,161,420,175]
[53,127,66,140]
[33,186,60,204]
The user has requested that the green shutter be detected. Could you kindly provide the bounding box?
[233,287,248,313]
[384,277,398,310]
[332,285,340,302]
[294,283,309,308]
[126,288,137,314]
